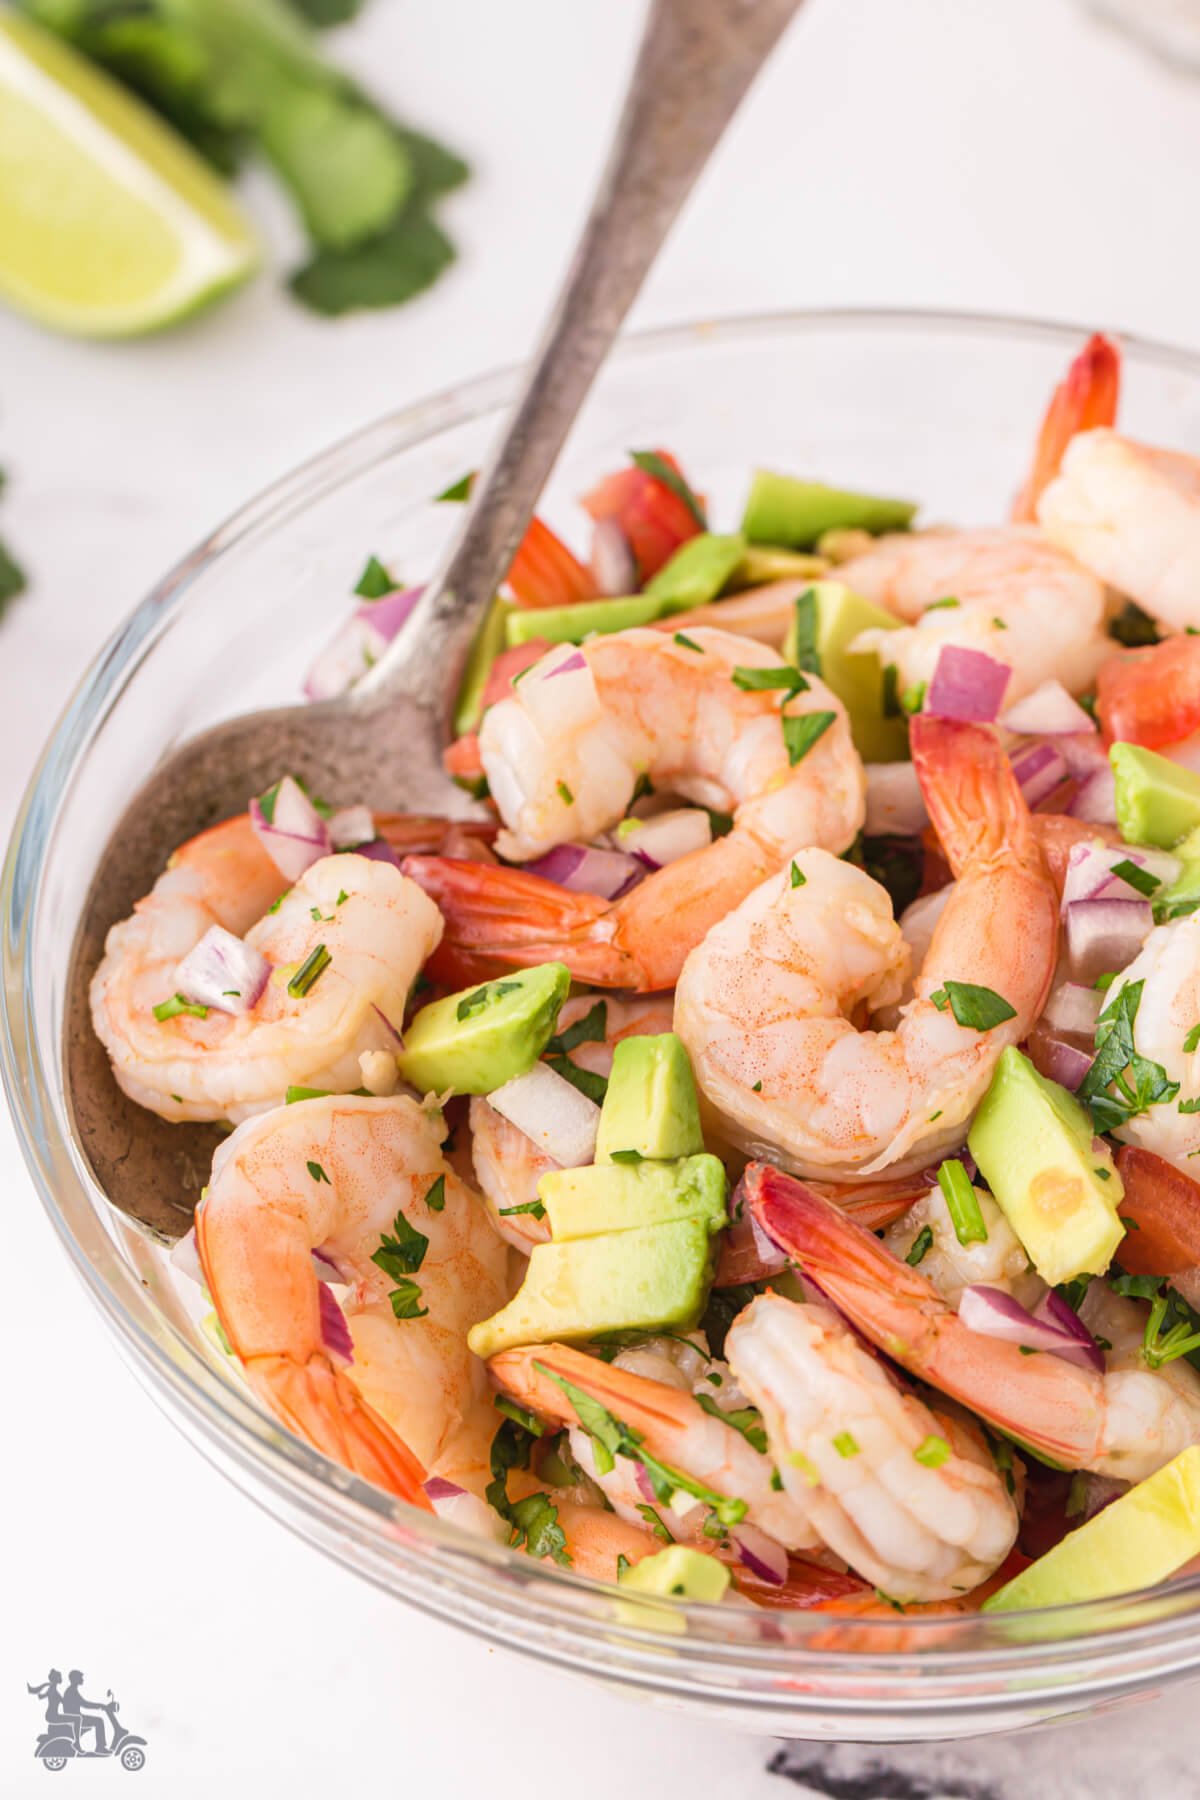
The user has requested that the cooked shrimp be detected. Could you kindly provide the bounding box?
[749,1161,1200,1481]
[726,1294,1018,1602]
[674,717,1058,1178]
[1039,430,1200,634]
[406,627,864,991]
[91,843,442,1123]
[197,1094,511,1500]
[469,993,674,1250]
[845,528,1109,704]
[489,1341,823,1552]
[1012,332,1121,524]
[882,1181,1042,1309]
[1091,913,1200,1175]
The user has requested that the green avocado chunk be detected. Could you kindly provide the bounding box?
[1158,825,1200,920]
[466,1217,715,1358]
[984,1447,1200,1611]
[539,1153,728,1241]
[396,963,570,1096]
[783,580,908,763]
[967,1047,1124,1287]
[1111,743,1200,849]
[506,593,662,647]
[643,534,746,610]
[618,1543,730,1602]
[741,469,917,550]
[595,1033,704,1163]
[453,595,512,735]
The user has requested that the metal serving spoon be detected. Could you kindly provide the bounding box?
[64,0,803,1241]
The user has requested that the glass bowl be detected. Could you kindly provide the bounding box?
[8,310,1200,1744]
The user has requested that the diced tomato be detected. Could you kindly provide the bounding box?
[507,517,597,609]
[1113,1145,1200,1277]
[582,449,702,580]
[732,1556,867,1611]
[1096,636,1200,751]
[480,638,551,711]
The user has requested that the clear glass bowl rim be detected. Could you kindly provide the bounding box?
[9,306,1200,1721]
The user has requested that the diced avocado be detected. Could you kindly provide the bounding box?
[1159,827,1200,920]
[742,469,917,550]
[506,593,662,648]
[730,545,827,589]
[396,963,570,1096]
[643,534,746,610]
[783,580,908,763]
[618,1543,730,1602]
[967,1047,1124,1287]
[539,1153,727,1241]
[984,1447,1200,1612]
[467,1217,715,1358]
[595,1033,704,1163]
[1112,743,1200,849]
[453,595,513,735]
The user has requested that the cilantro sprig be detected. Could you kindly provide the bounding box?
[1077,980,1180,1133]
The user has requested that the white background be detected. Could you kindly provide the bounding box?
[5,1,1200,1793]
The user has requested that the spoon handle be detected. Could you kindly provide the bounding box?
[357,0,802,724]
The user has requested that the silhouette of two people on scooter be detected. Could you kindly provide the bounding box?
[29,1669,109,1753]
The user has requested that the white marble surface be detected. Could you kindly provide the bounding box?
[5,0,1200,1792]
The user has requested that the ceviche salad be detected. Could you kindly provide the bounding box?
[90,334,1200,1619]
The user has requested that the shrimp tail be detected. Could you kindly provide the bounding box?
[403,856,643,989]
[745,1163,1102,1469]
[910,716,1038,873]
[247,1352,434,1509]
[490,1342,693,1438]
[1012,331,1121,523]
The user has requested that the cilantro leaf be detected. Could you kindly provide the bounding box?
[544,1055,607,1106]
[546,1001,607,1057]
[385,1278,427,1320]
[927,980,1016,1032]
[791,590,821,675]
[372,1208,429,1280]
[355,554,395,598]
[507,1492,571,1565]
[291,210,455,316]
[782,709,837,767]
[732,664,808,695]
[1078,979,1180,1131]
[1111,858,1161,898]
[0,534,26,615]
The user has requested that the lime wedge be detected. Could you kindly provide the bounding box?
[0,12,259,337]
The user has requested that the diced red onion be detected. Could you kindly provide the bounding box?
[619,807,712,871]
[715,1184,791,1287]
[312,1246,345,1280]
[865,762,928,838]
[250,774,332,881]
[926,646,1011,723]
[634,1462,658,1505]
[329,804,374,849]
[545,650,587,679]
[488,1061,600,1168]
[1000,680,1096,738]
[591,518,638,597]
[1011,742,1070,809]
[317,1281,354,1362]
[1068,766,1117,824]
[1065,897,1152,984]
[175,925,270,1016]
[1070,1473,1129,1522]
[525,842,643,900]
[1027,1032,1094,1091]
[1062,842,1179,913]
[959,1284,1104,1371]
[1043,981,1102,1037]
[354,837,403,869]
[423,1476,467,1502]
[1056,731,1110,778]
[729,1521,788,1586]
[304,586,423,702]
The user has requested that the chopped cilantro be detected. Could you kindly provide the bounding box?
[456,979,521,1023]
[635,1503,673,1543]
[546,1001,607,1056]
[791,590,821,675]
[545,1055,608,1105]
[306,1159,331,1185]
[371,1208,429,1281]
[556,779,574,805]
[674,632,704,653]
[914,1434,951,1468]
[731,664,809,696]
[1180,1098,1200,1115]
[508,1493,570,1564]
[385,1278,427,1320]
[424,1175,446,1213]
[926,595,960,611]
[790,862,806,888]
[782,710,837,767]
[900,680,927,715]
[498,1198,547,1220]
[1186,1024,1200,1055]
[928,980,1017,1031]
[1078,979,1180,1132]
[1109,601,1160,648]
[752,1080,763,1093]
[354,554,395,598]
[905,1224,934,1266]
[1111,858,1161,898]
[494,1395,545,1437]
[881,663,901,718]
[832,1431,860,1458]
[937,1159,988,1246]
[610,1149,644,1165]
[694,1393,768,1454]
[436,471,474,502]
